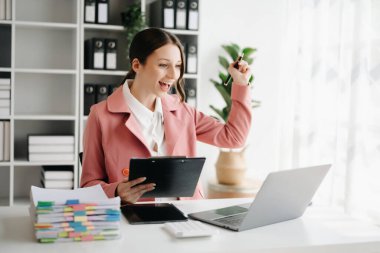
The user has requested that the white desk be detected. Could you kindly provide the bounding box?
[1,198,380,253]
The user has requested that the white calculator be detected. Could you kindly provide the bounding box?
[164,220,219,238]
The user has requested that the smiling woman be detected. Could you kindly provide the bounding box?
[80,28,253,204]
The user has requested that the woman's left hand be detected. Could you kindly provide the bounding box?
[228,60,251,86]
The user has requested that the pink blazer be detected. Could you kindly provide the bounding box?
[80,84,252,200]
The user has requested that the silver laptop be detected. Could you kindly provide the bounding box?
[188,164,330,232]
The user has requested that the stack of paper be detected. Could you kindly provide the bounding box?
[28,135,75,162]
[29,185,121,243]
[41,166,74,189]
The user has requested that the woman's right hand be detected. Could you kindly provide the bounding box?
[116,177,156,204]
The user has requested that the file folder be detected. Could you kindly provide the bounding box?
[84,84,96,115]
[84,38,105,69]
[186,43,197,73]
[187,0,199,30]
[150,0,175,29]
[96,85,108,103]
[175,0,187,29]
[84,0,96,23]
[104,39,117,70]
[96,0,109,24]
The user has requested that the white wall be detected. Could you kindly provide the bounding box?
[197,0,287,192]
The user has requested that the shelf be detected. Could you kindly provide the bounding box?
[83,23,124,31]
[164,29,199,36]
[83,69,127,76]
[14,21,77,30]
[184,74,198,79]
[0,68,11,72]
[13,160,76,166]
[14,68,77,75]
[0,21,12,25]
[0,162,11,166]
[13,115,76,121]
[0,116,11,120]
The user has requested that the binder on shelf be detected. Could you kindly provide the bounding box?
[175,0,187,29]
[150,0,175,29]
[187,0,199,30]
[96,85,108,103]
[96,0,109,24]
[84,38,105,69]
[84,84,96,115]
[84,0,96,23]
[108,84,118,95]
[185,82,197,107]
[105,39,117,70]
[186,43,197,73]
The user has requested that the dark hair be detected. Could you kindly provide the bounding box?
[121,28,186,102]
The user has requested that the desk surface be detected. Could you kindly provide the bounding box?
[1,198,380,253]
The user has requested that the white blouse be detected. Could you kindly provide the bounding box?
[122,81,167,157]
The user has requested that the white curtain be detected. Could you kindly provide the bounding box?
[277,0,380,224]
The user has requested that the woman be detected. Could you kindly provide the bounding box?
[81,28,252,204]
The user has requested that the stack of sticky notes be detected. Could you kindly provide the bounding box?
[29,185,121,243]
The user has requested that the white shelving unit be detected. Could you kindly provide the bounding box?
[0,0,200,206]
[0,0,80,206]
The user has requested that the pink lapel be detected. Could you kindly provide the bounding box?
[106,86,150,152]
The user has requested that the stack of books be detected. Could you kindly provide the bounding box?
[0,75,11,116]
[41,166,74,189]
[30,185,121,243]
[28,135,75,162]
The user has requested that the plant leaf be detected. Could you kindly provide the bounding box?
[210,105,227,122]
[251,99,261,108]
[231,43,241,54]
[222,45,239,61]
[218,56,229,70]
[242,47,257,58]
[218,72,228,84]
[210,79,221,87]
[215,84,232,107]
[247,58,254,65]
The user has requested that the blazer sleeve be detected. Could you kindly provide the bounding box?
[195,84,252,148]
[80,105,120,198]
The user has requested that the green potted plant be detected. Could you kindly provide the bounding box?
[210,43,260,122]
[210,43,259,185]
[121,1,146,64]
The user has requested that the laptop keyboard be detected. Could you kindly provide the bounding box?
[214,213,247,227]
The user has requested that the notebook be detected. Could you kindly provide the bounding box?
[189,164,331,231]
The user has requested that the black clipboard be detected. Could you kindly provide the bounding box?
[129,157,205,198]
[121,203,187,224]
